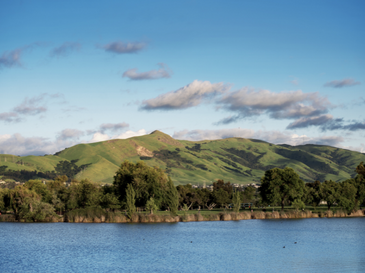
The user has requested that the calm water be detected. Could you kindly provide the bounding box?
[0,218,364,272]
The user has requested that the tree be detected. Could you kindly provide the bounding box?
[19,199,57,222]
[54,160,91,181]
[145,197,158,214]
[232,190,241,213]
[350,162,365,208]
[6,186,41,219]
[177,184,199,209]
[77,179,101,208]
[243,186,256,204]
[337,181,357,213]
[260,167,305,210]
[126,184,136,218]
[304,181,322,208]
[355,162,365,177]
[113,161,179,212]
[213,179,233,196]
[292,199,305,210]
[100,193,121,211]
[163,177,179,215]
[213,188,230,208]
[321,180,339,210]
[24,180,52,203]
[0,188,7,211]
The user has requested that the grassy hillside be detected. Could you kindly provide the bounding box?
[1,130,364,184]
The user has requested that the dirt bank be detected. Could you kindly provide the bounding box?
[1,209,364,223]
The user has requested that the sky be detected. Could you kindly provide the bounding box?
[1,0,364,156]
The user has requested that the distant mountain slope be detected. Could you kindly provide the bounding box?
[1,130,364,184]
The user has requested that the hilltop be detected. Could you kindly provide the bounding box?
[1,130,364,185]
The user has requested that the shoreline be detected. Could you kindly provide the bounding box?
[1,209,364,223]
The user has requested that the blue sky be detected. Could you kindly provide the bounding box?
[1,0,364,156]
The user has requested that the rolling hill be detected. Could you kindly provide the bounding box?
[1,130,364,185]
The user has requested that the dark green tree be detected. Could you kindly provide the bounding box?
[213,179,233,196]
[349,162,365,208]
[24,180,52,203]
[304,181,322,208]
[145,197,158,214]
[321,180,339,210]
[260,167,305,210]
[243,186,256,204]
[337,180,357,213]
[126,184,136,218]
[355,162,365,176]
[54,160,91,181]
[113,161,179,212]
[232,190,241,213]
[212,188,230,208]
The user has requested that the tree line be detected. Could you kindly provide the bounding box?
[260,162,365,212]
[0,160,364,222]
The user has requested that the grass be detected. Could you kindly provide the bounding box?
[1,130,365,184]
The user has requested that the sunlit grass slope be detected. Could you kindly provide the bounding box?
[1,130,364,184]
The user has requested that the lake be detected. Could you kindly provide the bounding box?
[0,217,364,272]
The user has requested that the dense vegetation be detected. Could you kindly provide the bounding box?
[260,162,365,213]
[0,160,364,222]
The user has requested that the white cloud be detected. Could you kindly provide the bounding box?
[0,133,77,156]
[115,129,147,139]
[89,129,147,143]
[216,88,331,124]
[90,132,110,143]
[141,80,228,110]
[57,129,84,140]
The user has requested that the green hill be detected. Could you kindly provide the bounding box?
[1,130,364,185]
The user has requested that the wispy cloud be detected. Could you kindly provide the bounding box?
[216,89,331,124]
[286,114,365,132]
[0,93,64,123]
[13,95,47,115]
[50,42,81,57]
[0,112,21,123]
[173,128,255,141]
[141,80,228,111]
[87,122,130,135]
[286,114,334,129]
[342,121,365,131]
[123,63,172,80]
[0,43,43,69]
[99,122,129,133]
[99,41,146,54]
[0,48,25,69]
[324,78,360,88]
